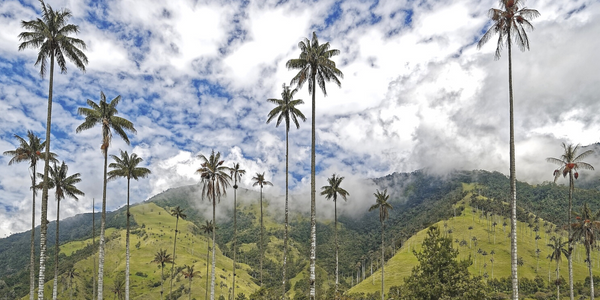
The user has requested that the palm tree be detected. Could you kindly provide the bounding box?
[168,206,187,297]
[230,163,245,300]
[571,203,600,300]
[107,150,150,300]
[547,143,594,299]
[111,275,125,300]
[152,249,173,300]
[37,161,84,300]
[196,150,231,300]
[63,266,78,300]
[286,32,343,299]
[3,131,57,300]
[320,174,349,299]
[478,1,540,298]
[201,221,216,300]
[251,172,273,287]
[267,83,306,298]
[181,265,200,300]
[548,236,568,300]
[18,3,88,297]
[76,92,136,299]
[369,189,393,300]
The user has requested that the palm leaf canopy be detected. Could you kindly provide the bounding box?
[201,220,217,234]
[369,189,393,223]
[571,203,600,249]
[252,172,273,188]
[76,92,136,153]
[477,0,540,59]
[547,236,568,262]
[182,265,200,279]
[266,84,307,132]
[230,162,246,189]
[37,161,84,201]
[108,150,151,181]
[546,143,594,182]
[3,130,58,168]
[152,249,173,266]
[320,173,349,202]
[18,0,88,77]
[196,150,231,203]
[170,206,187,220]
[286,32,343,96]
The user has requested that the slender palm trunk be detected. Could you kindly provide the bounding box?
[211,182,216,300]
[587,245,595,300]
[206,236,210,300]
[282,129,289,300]
[170,216,180,296]
[335,197,339,300]
[69,277,73,300]
[98,149,109,300]
[38,52,55,300]
[233,184,238,300]
[568,172,574,300]
[309,73,317,300]
[188,278,192,300]
[260,186,263,287]
[507,32,519,300]
[557,262,560,300]
[126,179,131,300]
[380,221,384,300]
[93,199,96,300]
[160,264,164,300]
[30,163,37,300]
[52,198,61,300]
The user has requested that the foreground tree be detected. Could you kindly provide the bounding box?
[571,203,600,300]
[252,172,273,286]
[477,1,540,298]
[230,163,245,299]
[18,1,88,297]
[181,265,200,300]
[152,249,173,300]
[547,143,594,299]
[287,31,343,299]
[320,174,349,299]
[403,226,489,299]
[369,189,392,300]
[77,92,136,299]
[547,236,568,300]
[168,206,187,296]
[201,221,216,300]
[108,150,151,300]
[196,150,231,300]
[267,83,306,298]
[37,161,84,300]
[3,131,56,300]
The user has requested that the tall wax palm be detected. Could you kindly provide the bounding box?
[230,163,245,299]
[196,150,231,300]
[151,249,173,300]
[252,172,273,287]
[286,32,343,299]
[369,189,392,300]
[547,143,594,299]
[320,174,349,299]
[3,131,56,300]
[168,206,186,296]
[37,161,84,300]
[181,265,200,300]
[18,2,88,297]
[267,83,306,299]
[478,1,540,298]
[571,203,600,300]
[76,92,136,300]
[201,221,216,300]
[548,236,568,300]
[63,266,78,300]
[107,150,151,300]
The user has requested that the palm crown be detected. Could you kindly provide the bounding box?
[18,0,88,77]
[230,162,246,189]
[477,0,540,59]
[38,161,84,202]
[369,189,393,223]
[571,203,600,249]
[196,150,231,203]
[4,131,57,168]
[252,172,273,188]
[267,84,307,132]
[547,143,594,180]
[320,174,349,203]
[108,150,151,181]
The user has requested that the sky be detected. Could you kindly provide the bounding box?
[1,0,600,238]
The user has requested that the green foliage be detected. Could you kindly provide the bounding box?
[401,226,489,300]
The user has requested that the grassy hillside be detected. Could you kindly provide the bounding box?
[348,183,600,296]
[28,202,260,300]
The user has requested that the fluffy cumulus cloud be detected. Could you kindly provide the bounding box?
[1,0,600,237]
